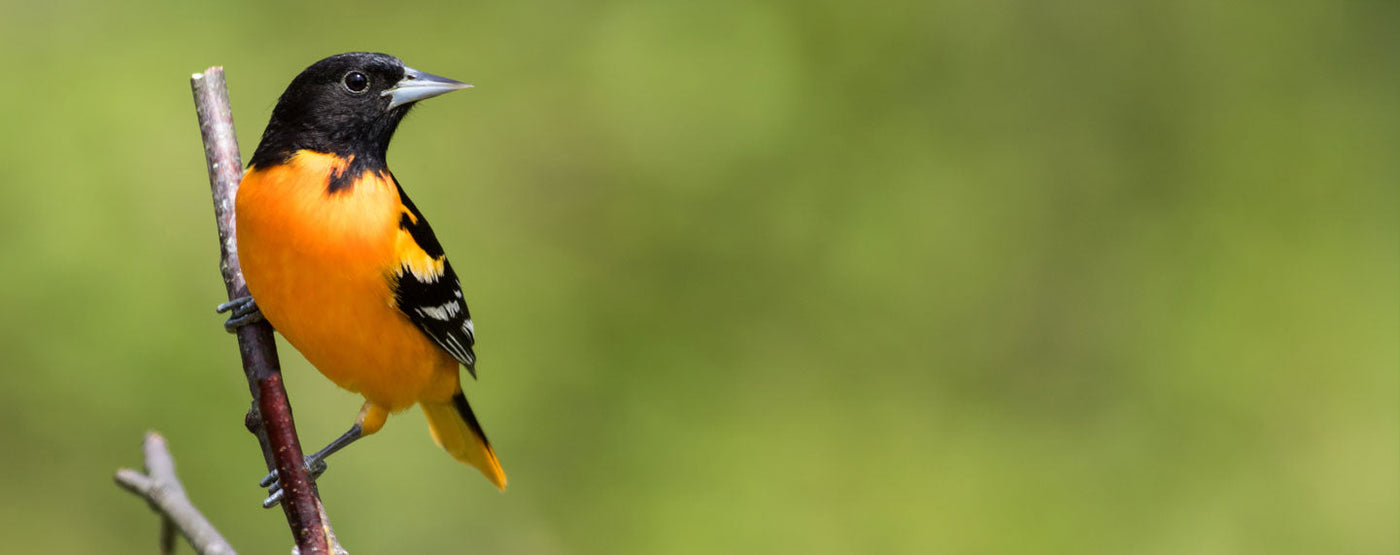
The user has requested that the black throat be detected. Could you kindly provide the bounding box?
[247,105,408,172]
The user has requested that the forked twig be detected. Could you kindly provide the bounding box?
[114,433,236,555]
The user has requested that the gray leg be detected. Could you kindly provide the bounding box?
[260,423,364,509]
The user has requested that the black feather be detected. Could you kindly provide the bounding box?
[389,178,479,375]
[452,390,493,447]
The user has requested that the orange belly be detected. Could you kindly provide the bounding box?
[235,151,459,411]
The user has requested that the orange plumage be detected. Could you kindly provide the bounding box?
[239,151,458,410]
[230,53,504,490]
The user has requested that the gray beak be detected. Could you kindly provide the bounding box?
[383,66,472,109]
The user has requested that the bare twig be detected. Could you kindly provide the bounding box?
[191,66,339,555]
[115,433,236,555]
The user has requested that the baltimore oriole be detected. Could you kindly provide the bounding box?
[218,52,505,496]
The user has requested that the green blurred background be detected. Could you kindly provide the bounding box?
[1,1,1395,553]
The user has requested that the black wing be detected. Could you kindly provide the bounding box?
[390,177,479,376]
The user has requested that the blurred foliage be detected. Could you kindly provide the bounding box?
[0,0,1395,553]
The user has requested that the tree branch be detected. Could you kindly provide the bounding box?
[115,433,237,555]
[190,66,340,555]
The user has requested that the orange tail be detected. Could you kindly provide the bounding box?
[421,391,507,490]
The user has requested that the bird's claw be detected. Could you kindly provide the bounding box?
[217,295,264,333]
[259,458,329,509]
[261,488,285,509]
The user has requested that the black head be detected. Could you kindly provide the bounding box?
[248,52,470,170]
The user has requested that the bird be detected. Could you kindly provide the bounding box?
[218,52,505,498]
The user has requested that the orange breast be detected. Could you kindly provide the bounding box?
[235,151,458,411]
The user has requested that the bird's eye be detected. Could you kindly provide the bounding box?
[343,71,370,93]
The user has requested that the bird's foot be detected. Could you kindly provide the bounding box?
[259,457,329,509]
[216,296,264,333]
